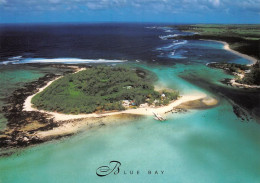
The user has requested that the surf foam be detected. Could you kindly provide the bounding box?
[159,34,180,40]
[1,58,128,65]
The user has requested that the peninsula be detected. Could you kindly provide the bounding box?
[173,24,260,61]
[172,24,260,88]
[0,65,217,149]
[31,66,179,114]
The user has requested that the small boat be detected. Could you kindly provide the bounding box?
[152,112,166,121]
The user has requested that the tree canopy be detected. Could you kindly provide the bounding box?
[32,66,179,114]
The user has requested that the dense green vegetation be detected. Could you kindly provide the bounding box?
[240,61,260,85]
[208,62,249,73]
[32,66,179,114]
[208,61,260,86]
[177,24,260,40]
[173,24,260,59]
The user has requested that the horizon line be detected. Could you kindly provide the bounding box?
[0,21,260,26]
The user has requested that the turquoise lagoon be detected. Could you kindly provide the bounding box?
[0,41,260,183]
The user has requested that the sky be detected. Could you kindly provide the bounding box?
[0,0,260,24]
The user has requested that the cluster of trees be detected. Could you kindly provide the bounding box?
[208,61,260,86]
[208,62,249,74]
[147,89,179,106]
[240,61,260,85]
[227,63,249,73]
[32,66,179,114]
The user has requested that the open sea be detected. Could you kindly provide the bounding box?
[0,23,259,183]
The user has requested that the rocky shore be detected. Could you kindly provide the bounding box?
[207,62,260,89]
[0,66,76,149]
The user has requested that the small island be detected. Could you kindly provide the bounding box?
[1,65,217,149]
[32,66,179,114]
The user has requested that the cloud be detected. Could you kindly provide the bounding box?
[86,0,127,10]
[49,0,61,3]
[209,0,220,7]
[0,0,7,5]
[1,0,260,15]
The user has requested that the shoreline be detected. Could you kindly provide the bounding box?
[229,78,260,89]
[1,65,218,150]
[200,39,257,66]
[22,67,218,139]
[33,94,217,139]
[23,67,86,112]
[25,90,209,121]
[23,67,215,122]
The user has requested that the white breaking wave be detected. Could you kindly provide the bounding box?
[157,40,188,50]
[1,56,23,65]
[1,60,20,65]
[168,54,187,59]
[8,56,23,60]
[145,26,157,29]
[1,58,127,65]
[206,62,217,66]
[20,58,127,64]
[157,26,172,30]
[159,34,180,40]
[173,40,188,46]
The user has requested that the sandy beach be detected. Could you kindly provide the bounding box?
[22,68,218,139]
[201,39,258,66]
[201,40,260,88]
[229,78,260,89]
[24,77,212,121]
[23,67,85,112]
[32,92,217,139]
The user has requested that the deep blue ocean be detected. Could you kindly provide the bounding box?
[0,23,246,65]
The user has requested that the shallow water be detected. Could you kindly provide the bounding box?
[0,65,74,130]
[0,24,259,183]
[0,66,44,129]
[1,63,259,183]
[1,101,259,183]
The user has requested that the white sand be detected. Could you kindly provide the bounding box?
[35,94,210,139]
[37,122,84,138]
[229,79,260,88]
[23,67,210,122]
[222,41,257,66]
[200,40,260,88]
[24,90,207,121]
[201,39,257,66]
[24,67,86,112]
[24,76,61,111]
[22,67,217,139]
